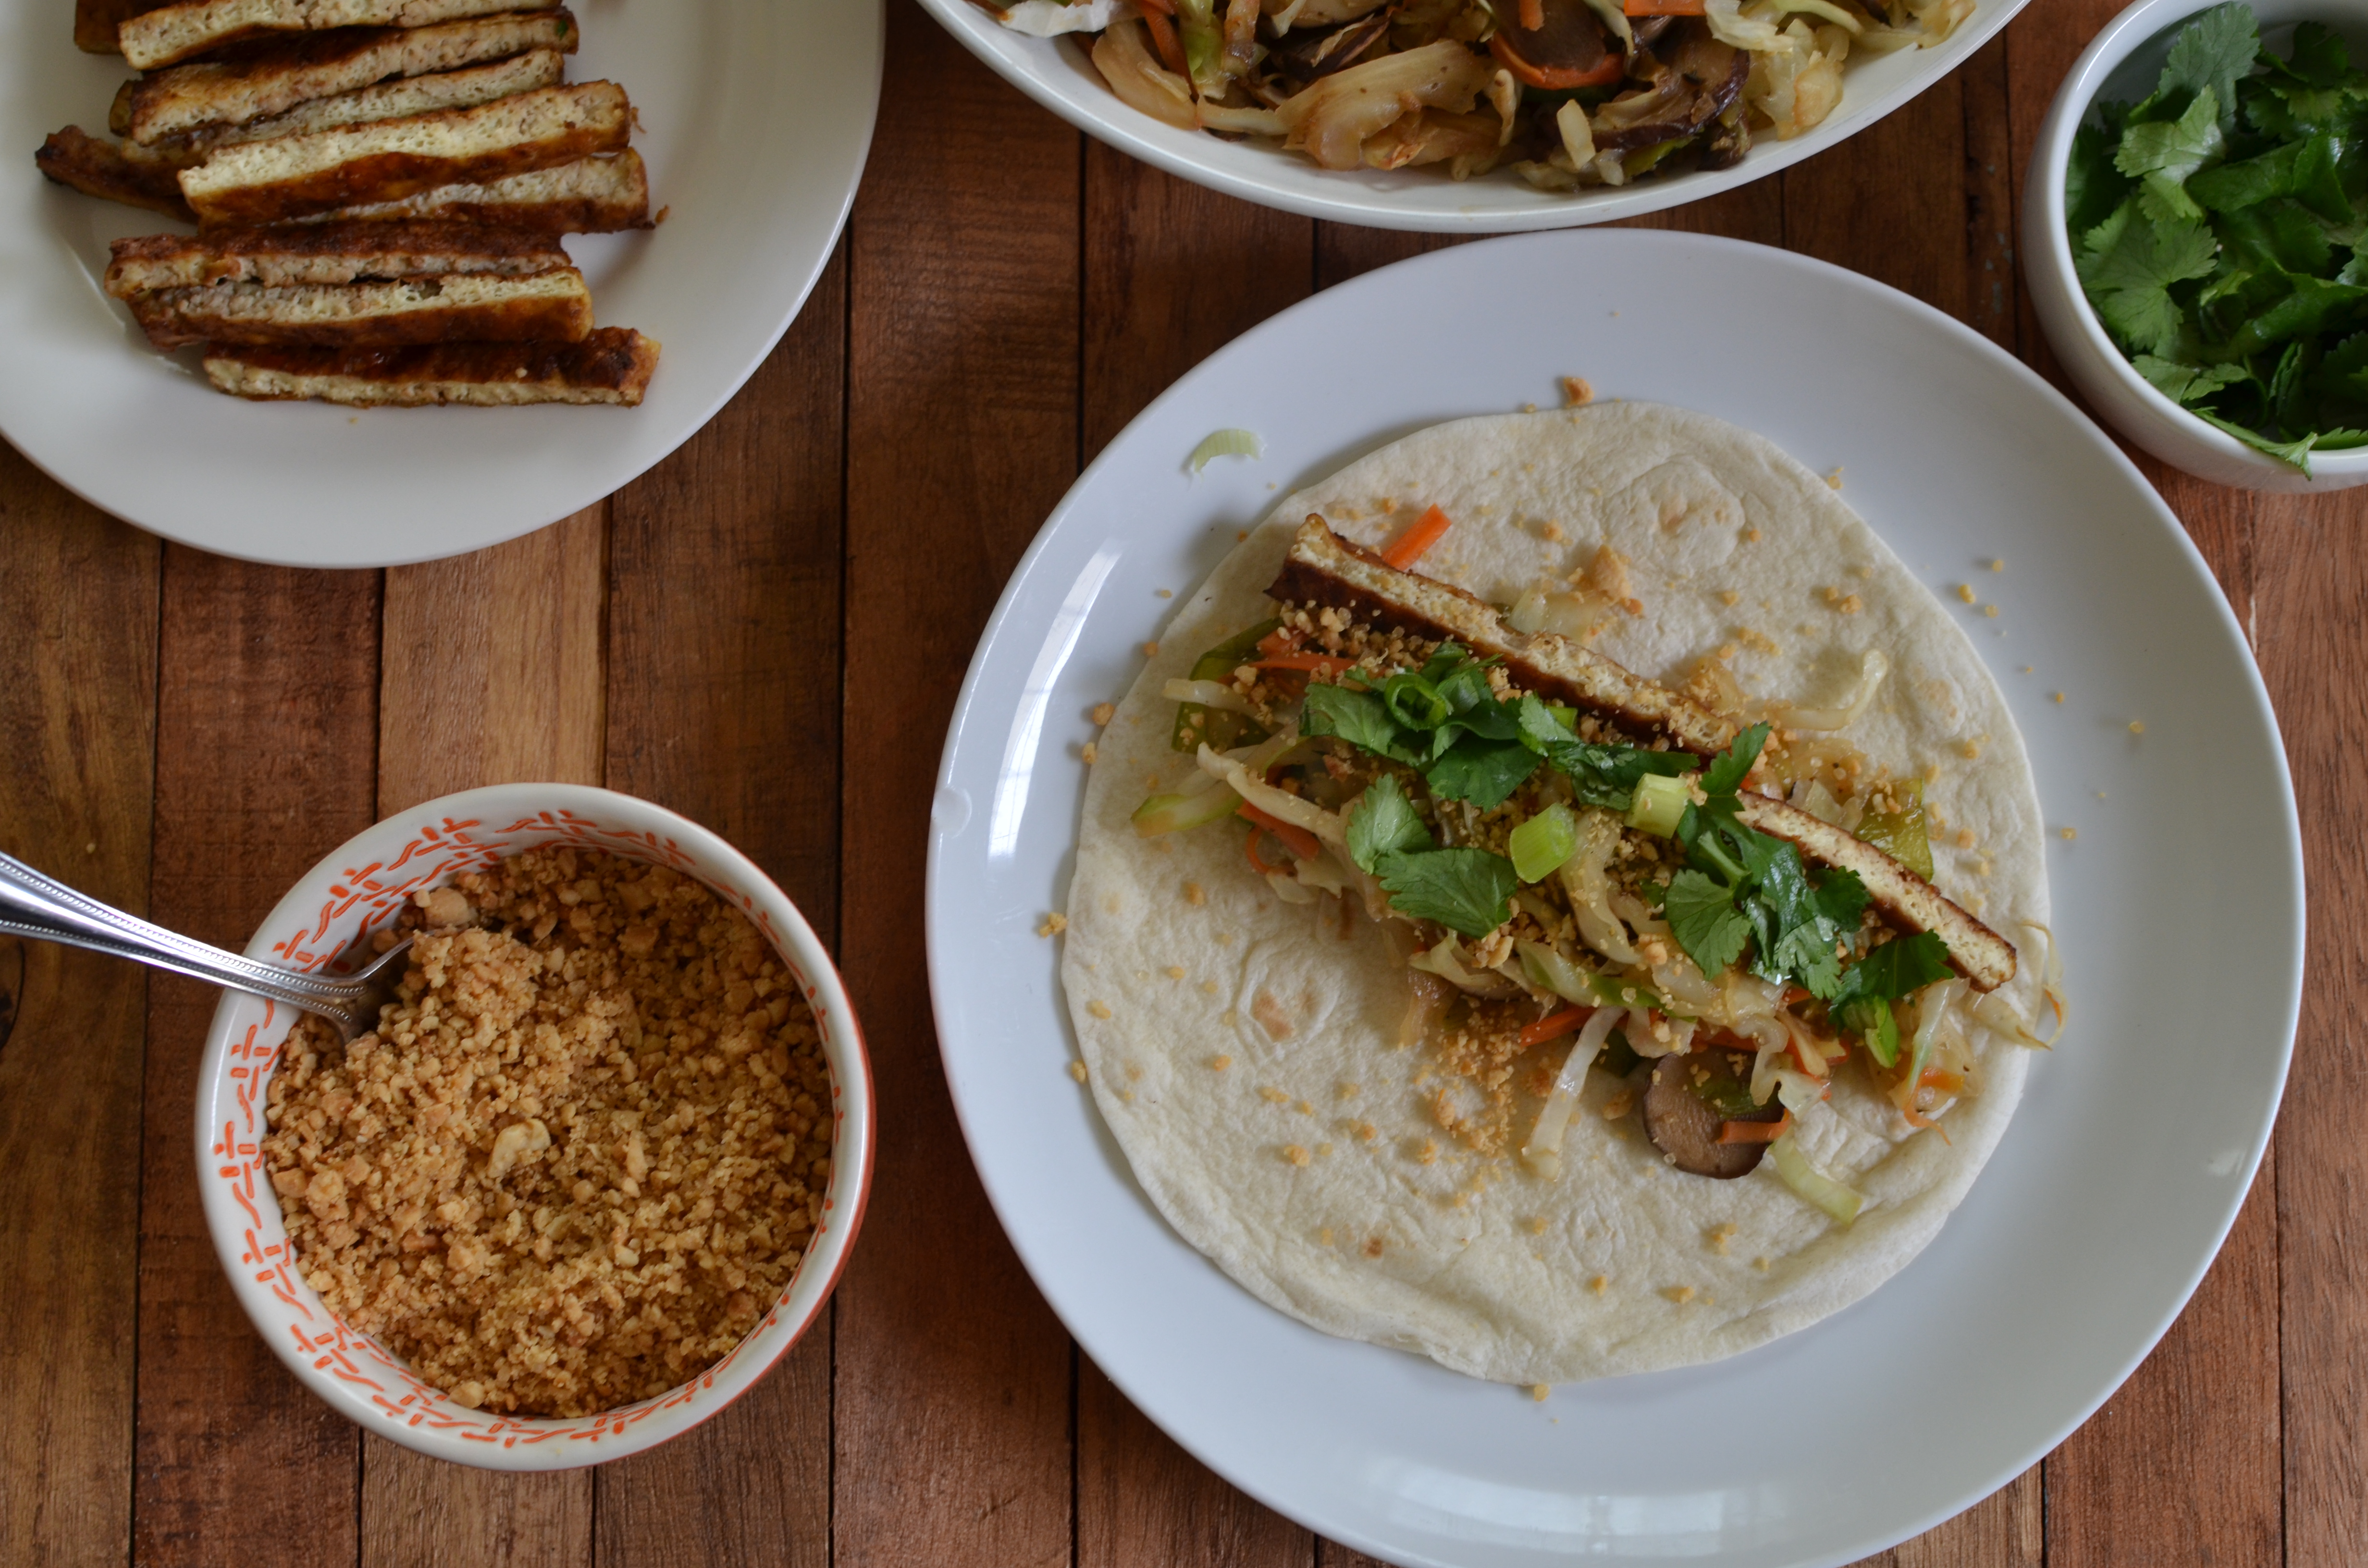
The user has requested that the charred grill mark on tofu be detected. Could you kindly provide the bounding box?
[1268,511,2018,991]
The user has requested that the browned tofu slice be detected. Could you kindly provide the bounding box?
[122,10,576,143]
[203,327,659,405]
[120,0,557,72]
[35,125,197,220]
[126,268,592,350]
[297,149,649,231]
[106,220,569,294]
[178,80,631,226]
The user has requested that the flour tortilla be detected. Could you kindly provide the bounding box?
[1061,403,2048,1385]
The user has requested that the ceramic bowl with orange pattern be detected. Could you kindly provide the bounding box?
[195,783,873,1470]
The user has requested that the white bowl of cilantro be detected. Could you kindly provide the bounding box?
[2026,0,2368,489]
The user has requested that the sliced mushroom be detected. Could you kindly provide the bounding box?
[1271,11,1393,83]
[1492,0,1619,87]
[1697,105,1752,171]
[1643,1045,1782,1178]
[1591,19,1748,152]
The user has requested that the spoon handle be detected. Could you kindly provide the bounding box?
[0,850,370,1012]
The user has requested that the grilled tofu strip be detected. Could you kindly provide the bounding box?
[126,268,592,350]
[121,10,576,144]
[106,220,568,293]
[178,80,630,225]
[204,327,659,405]
[123,49,566,170]
[1732,794,2016,992]
[120,0,558,72]
[1270,514,1734,754]
[1269,511,2018,991]
[35,125,196,219]
[292,149,649,230]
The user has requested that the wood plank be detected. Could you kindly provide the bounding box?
[136,547,379,1568]
[837,6,1081,1565]
[358,506,608,1568]
[596,247,850,1568]
[1895,1468,2041,1568]
[0,448,158,1568]
[1077,152,1316,1568]
[2252,486,2368,1568]
[1783,70,1972,313]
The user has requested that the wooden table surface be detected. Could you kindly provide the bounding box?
[2,0,2360,1562]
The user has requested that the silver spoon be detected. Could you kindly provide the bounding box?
[0,849,410,1041]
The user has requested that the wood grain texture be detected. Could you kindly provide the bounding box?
[136,548,379,1568]
[837,11,1080,1567]
[0,447,158,1568]
[360,506,610,1568]
[597,251,851,1568]
[2253,492,2367,1568]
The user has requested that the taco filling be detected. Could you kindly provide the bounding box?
[1133,510,2054,1213]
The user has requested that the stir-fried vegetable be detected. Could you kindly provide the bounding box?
[1508,802,1579,882]
[1768,1129,1864,1224]
[1169,619,1278,752]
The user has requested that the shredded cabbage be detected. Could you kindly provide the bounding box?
[1520,1007,1621,1179]
[1781,649,1889,731]
[1162,677,1255,713]
[1556,808,1640,965]
[1132,779,1240,836]
[1770,1130,1863,1223]
[1188,427,1264,471]
[1196,742,1346,846]
[1090,22,1198,130]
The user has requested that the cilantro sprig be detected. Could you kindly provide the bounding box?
[1343,774,1517,938]
[2069,5,2368,471]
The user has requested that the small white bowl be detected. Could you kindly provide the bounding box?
[2024,0,2368,491]
[921,0,2034,233]
[196,784,873,1470]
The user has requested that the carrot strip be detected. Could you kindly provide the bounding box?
[1718,1112,1792,1145]
[1624,0,1706,14]
[1787,1035,1829,1078]
[1252,653,1358,677]
[1244,824,1279,876]
[1240,802,1320,862]
[1519,1005,1592,1048]
[1489,34,1625,90]
[1256,627,1301,658]
[1381,504,1454,570]
[1136,0,1175,12]
[1141,5,1187,74]
[1919,1067,1965,1095]
[1518,0,1545,27]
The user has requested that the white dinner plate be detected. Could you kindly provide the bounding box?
[0,0,881,567]
[918,0,2028,232]
[926,231,2302,1567]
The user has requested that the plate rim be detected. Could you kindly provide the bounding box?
[0,0,884,569]
[914,0,2034,234]
[925,228,2305,1566]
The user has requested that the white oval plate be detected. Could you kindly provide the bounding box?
[926,231,2302,1568]
[916,0,2027,233]
[0,0,881,568]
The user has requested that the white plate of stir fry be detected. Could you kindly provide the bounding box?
[923,0,2021,228]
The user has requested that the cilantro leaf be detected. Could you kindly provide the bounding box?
[2269,20,2354,90]
[1664,870,1751,979]
[1699,723,1769,797]
[2227,274,2368,355]
[2078,199,2220,356]
[2069,104,2137,235]
[2133,353,2249,404]
[1835,930,1957,1005]
[2119,87,2225,220]
[1545,737,1696,811]
[1347,774,1433,873]
[1423,735,1541,809]
[1515,691,1575,749]
[1374,847,1517,938]
[2157,1,2256,135]
[1301,681,1414,762]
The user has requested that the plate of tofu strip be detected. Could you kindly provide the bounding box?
[4,0,881,566]
[925,231,2301,1567]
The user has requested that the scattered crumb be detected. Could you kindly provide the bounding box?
[1037,913,1067,937]
[1069,1060,1089,1083]
[1295,1100,1315,1116]
[1542,521,1566,542]
[1200,980,1219,994]
[2052,692,2065,704]
[1091,702,1115,726]
[1923,762,1941,784]
[1236,530,1249,542]
[1210,1054,1232,1071]
[1080,742,1098,765]
[1531,1383,1552,1402]
[1825,467,1843,490]
[1589,1275,1609,1296]
[1954,828,1976,849]
[1526,1216,1549,1235]
[1600,1089,1634,1120]
[1743,527,1762,542]
[1960,740,1983,760]
[1991,558,2005,571]
[1337,1082,1360,1099]
[2129,720,2146,735]
[1955,584,1976,603]
[1416,1139,1439,1165]
[1706,1222,1738,1255]
[1184,882,1206,906]
[1983,604,1999,619]
[1319,1227,1334,1245]
[2061,826,2078,841]
[1283,1145,1311,1167]
[1086,1000,1112,1020]
[1661,1285,1696,1305]
[1363,1237,1386,1258]
[1561,376,1593,406]
[1316,1143,1333,1157]
[1156,589,1172,599]
[1164,966,1185,980]
[1140,642,1159,658]
[1354,1121,1377,1142]
[1840,594,1863,615]
[1259,1086,1290,1103]
[1523,402,1538,413]
[1718,590,1739,606]
[1752,1256,1770,1272]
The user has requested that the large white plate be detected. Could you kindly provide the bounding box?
[926,231,2302,1567]
[917,0,2028,232]
[0,0,881,567]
